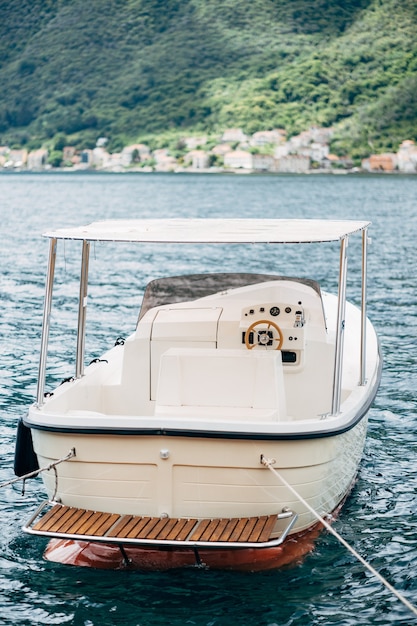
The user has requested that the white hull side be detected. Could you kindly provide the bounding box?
[32,416,367,536]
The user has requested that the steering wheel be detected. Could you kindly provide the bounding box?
[244,319,284,350]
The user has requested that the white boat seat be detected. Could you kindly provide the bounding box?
[155,348,287,422]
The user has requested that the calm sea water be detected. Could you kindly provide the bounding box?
[1,172,416,625]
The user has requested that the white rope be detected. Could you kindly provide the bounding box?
[0,448,76,490]
[261,455,417,619]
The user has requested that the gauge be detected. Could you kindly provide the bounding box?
[269,306,280,316]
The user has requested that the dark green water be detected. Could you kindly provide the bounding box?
[1,173,416,625]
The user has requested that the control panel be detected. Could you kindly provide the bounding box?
[241,302,306,358]
[242,302,305,325]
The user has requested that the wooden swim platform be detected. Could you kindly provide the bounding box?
[23,502,298,549]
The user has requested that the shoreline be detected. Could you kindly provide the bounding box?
[0,168,413,176]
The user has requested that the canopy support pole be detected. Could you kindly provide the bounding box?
[36,238,57,407]
[331,236,348,415]
[360,228,368,385]
[76,240,90,379]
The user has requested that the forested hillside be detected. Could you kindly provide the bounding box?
[0,0,416,158]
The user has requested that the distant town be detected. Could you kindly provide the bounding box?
[1,127,417,174]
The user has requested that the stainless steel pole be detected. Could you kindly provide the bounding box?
[36,237,57,406]
[360,228,368,385]
[75,240,90,378]
[331,236,348,415]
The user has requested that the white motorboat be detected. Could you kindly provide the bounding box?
[15,219,381,570]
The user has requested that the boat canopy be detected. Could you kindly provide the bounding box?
[44,218,370,244]
[37,217,371,414]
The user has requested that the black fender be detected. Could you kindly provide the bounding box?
[14,417,39,477]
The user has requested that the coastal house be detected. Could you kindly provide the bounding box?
[224,150,253,170]
[27,149,48,170]
[322,154,352,170]
[363,153,397,172]
[289,127,333,153]
[91,147,109,168]
[154,153,178,172]
[288,131,313,151]
[184,150,210,170]
[63,146,77,164]
[221,128,248,144]
[80,149,94,167]
[211,143,232,156]
[274,144,291,159]
[250,129,286,147]
[5,149,28,168]
[0,146,10,167]
[183,136,207,150]
[304,142,329,163]
[153,149,170,163]
[274,154,310,173]
[252,153,275,171]
[99,152,124,171]
[397,140,417,173]
[121,144,151,167]
[308,126,334,144]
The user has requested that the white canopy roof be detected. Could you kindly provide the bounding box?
[44,218,370,244]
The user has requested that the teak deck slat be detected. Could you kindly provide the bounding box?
[154,518,179,540]
[228,517,250,542]
[32,505,62,531]
[70,510,100,535]
[189,519,211,542]
[176,519,198,541]
[258,514,278,543]
[209,518,229,542]
[124,516,153,539]
[145,517,171,540]
[165,519,189,541]
[90,513,120,537]
[134,517,161,539]
[248,515,269,543]
[81,511,108,536]
[237,517,258,542]
[218,518,240,542]
[35,505,76,532]
[199,519,221,542]
[108,516,136,538]
[50,508,83,533]
[30,504,279,546]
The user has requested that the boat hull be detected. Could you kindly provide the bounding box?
[30,415,367,540]
[43,522,325,571]
[39,469,353,571]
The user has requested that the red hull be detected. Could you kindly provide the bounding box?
[43,522,323,571]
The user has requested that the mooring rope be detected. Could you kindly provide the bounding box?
[260,455,417,619]
[0,448,76,492]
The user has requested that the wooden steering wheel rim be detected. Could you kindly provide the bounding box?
[244,319,284,350]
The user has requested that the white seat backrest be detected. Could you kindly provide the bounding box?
[155,348,286,419]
